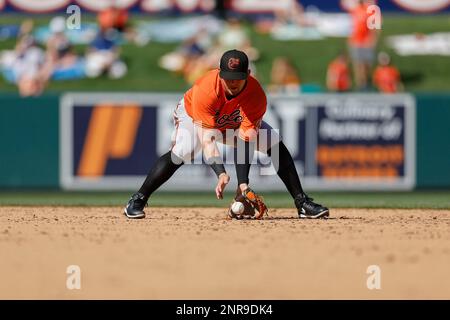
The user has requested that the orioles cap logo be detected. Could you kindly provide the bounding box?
[228,58,240,70]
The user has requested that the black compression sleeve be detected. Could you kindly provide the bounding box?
[206,156,226,178]
[267,141,304,199]
[234,140,255,185]
[138,151,184,201]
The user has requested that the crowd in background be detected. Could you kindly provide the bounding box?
[0,3,131,96]
[158,0,403,95]
[0,0,404,96]
[264,0,403,94]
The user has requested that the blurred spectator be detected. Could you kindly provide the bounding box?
[14,37,46,97]
[159,28,212,79]
[85,28,127,79]
[40,17,79,84]
[348,0,379,90]
[373,52,403,93]
[327,54,352,92]
[268,57,301,95]
[45,17,76,65]
[98,1,144,46]
[98,1,129,33]
[14,19,34,53]
[0,19,46,96]
[160,17,259,84]
[183,55,213,85]
[273,0,307,28]
[213,0,231,21]
[217,18,259,61]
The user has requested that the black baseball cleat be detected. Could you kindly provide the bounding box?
[124,192,147,219]
[295,193,329,219]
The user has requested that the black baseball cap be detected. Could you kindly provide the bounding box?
[219,49,249,80]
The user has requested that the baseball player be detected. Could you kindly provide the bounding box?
[124,49,329,219]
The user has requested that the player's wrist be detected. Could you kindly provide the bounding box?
[219,172,228,179]
[239,183,249,193]
[211,164,226,178]
[207,156,226,178]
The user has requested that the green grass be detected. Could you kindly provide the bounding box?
[1,14,450,93]
[0,191,449,209]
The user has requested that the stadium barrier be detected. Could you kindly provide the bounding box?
[0,93,449,190]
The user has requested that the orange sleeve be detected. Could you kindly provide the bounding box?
[190,85,217,129]
[393,68,401,81]
[238,93,267,142]
[327,63,338,90]
[373,67,381,87]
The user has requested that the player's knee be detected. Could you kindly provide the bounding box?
[169,151,185,165]
[256,129,281,154]
[171,145,194,163]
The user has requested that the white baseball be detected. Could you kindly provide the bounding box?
[231,201,245,214]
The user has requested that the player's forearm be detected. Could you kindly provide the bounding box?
[202,138,221,160]
[203,140,226,177]
[199,127,227,177]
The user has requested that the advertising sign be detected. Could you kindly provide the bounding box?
[60,93,415,191]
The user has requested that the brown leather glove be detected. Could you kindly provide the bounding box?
[242,187,268,219]
[227,187,268,220]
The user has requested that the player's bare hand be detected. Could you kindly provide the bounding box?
[216,173,230,199]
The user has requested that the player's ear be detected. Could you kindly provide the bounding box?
[247,69,251,75]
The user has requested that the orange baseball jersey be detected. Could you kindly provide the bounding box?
[373,65,400,93]
[349,3,376,47]
[184,69,267,141]
[327,58,351,91]
[98,8,129,30]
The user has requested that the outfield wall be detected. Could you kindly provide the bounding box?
[0,94,59,188]
[0,93,449,190]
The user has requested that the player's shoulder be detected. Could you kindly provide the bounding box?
[191,69,220,95]
[247,74,264,90]
[193,69,220,87]
[245,75,266,99]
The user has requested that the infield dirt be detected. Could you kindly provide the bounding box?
[1,207,449,299]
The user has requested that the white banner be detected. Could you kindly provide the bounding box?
[76,0,138,11]
[2,0,449,13]
[392,0,450,12]
[8,0,69,12]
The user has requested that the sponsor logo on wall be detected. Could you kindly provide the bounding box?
[60,93,415,191]
[316,98,406,179]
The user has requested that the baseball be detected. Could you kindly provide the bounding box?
[231,201,245,214]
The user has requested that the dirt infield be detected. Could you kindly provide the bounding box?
[1,206,449,299]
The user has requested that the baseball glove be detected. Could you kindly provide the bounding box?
[227,187,268,220]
